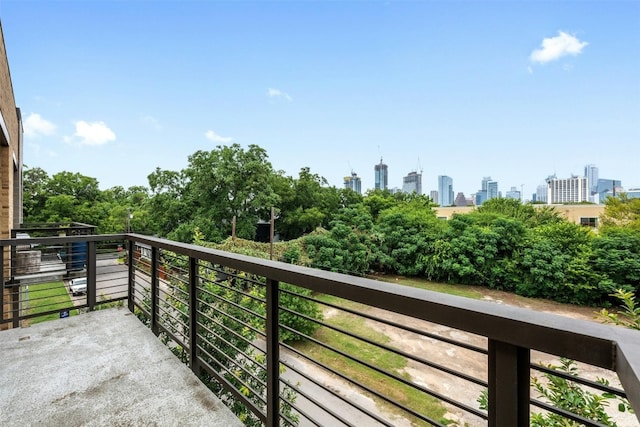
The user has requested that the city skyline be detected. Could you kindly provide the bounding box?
[2,2,638,199]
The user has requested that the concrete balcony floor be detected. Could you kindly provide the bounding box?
[0,308,242,427]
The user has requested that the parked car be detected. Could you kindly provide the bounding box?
[69,277,87,296]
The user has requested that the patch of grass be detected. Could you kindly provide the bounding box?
[379,275,484,299]
[294,304,450,426]
[26,281,78,324]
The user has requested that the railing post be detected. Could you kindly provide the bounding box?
[127,239,135,313]
[265,278,280,427]
[151,246,159,336]
[188,257,199,374]
[488,339,530,427]
[87,240,96,311]
[11,284,19,328]
[0,244,4,326]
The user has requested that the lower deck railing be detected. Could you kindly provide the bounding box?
[2,233,639,426]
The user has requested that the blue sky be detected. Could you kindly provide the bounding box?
[1,1,639,199]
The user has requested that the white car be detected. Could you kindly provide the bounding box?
[69,277,87,296]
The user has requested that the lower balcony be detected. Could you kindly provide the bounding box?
[1,233,639,426]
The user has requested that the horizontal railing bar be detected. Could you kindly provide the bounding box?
[156,322,188,351]
[197,343,267,405]
[197,353,266,423]
[197,296,266,340]
[280,305,488,388]
[294,289,488,355]
[196,310,262,354]
[530,398,612,427]
[277,357,375,426]
[197,333,266,390]
[280,341,447,426]
[532,363,626,398]
[198,285,266,325]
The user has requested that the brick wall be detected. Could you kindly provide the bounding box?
[0,22,22,329]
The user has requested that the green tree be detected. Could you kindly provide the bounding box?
[601,193,640,231]
[276,167,343,239]
[22,166,50,221]
[184,144,279,241]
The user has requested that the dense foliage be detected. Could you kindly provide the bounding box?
[23,144,640,307]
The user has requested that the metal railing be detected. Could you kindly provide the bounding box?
[2,233,639,426]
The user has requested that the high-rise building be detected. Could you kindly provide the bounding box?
[374,158,388,191]
[596,178,623,203]
[402,171,422,195]
[584,164,599,194]
[430,190,438,203]
[343,172,362,194]
[487,180,499,200]
[437,176,454,206]
[536,184,548,203]
[505,187,521,200]
[546,175,589,204]
[475,176,498,205]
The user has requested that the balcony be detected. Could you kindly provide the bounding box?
[1,233,639,426]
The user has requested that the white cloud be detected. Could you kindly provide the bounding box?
[267,88,292,101]
[530,31,588,64]
[205,130,233,143]
[72,120,116,145]
[24,113,56,138]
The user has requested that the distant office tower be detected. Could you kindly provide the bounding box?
[546,175,589,204]
[596,178,623,203]
[481,176,491,192]
[536,184,548,203]
[475,176,498,205]
[505,186,521,200]
[402,171,422,194]
[487,181,499,200]
[374,158,388,191]
[584,164,599,194]
[454,192,467,206]
[343,172,362,194]
[438,175,454,206]
[430,190,439,203]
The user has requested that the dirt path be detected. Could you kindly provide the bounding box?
[353,285,637,426]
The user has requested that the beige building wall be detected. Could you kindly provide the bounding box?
[434,204,605,227]
[0,22,23,328]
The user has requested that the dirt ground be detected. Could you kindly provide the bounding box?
[336,286,639,427]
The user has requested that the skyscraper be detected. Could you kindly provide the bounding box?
[475,176,498,205]
[343,172,362,194]
[584,164,599,194]
[487,181,499,200]
[536,184,548,203]
[437,175,454,206]
[402,171,422,194]
[546,175,589,204]
[374,158,388,191]
[505,187,521,200]
[430,190,439,203]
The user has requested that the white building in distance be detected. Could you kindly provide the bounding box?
[546,175,589,204]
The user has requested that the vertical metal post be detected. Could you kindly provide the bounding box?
[11,284,19,328]
[488,339,530,427]
[265,278,280,427]
[0,244,4,325]
[127,239,135,313]
[188,257,199,374]
[86,240,96,311]
[151,246,159,336]
[270,207,275,260]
